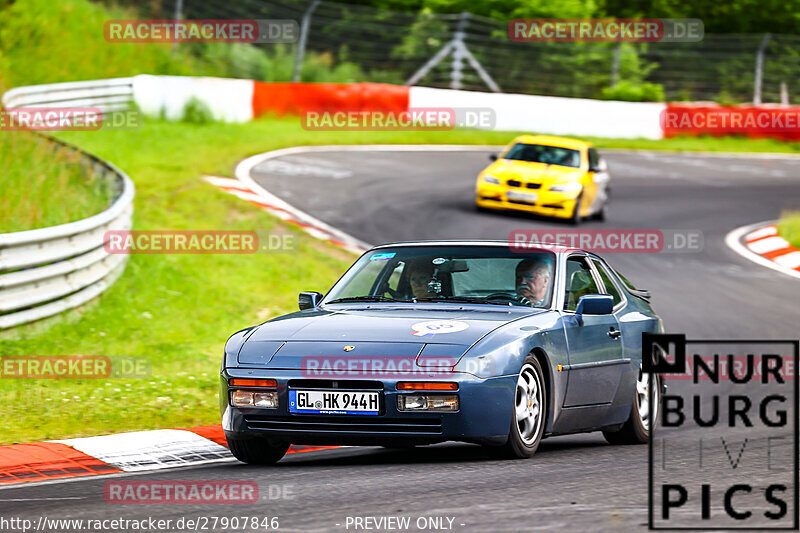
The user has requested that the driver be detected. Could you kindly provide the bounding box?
[515,258,552,307]
[406,259,437,299]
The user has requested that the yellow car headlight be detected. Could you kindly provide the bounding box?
[549,182,583,193]
[483,174,501,184]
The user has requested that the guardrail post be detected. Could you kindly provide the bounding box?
[610,42,621,88]
[293,0,321,82]
[753,33,771,105]
[171,0,184,53]
[450,12,469,90]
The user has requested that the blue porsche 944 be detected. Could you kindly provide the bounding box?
[221,241,664,463]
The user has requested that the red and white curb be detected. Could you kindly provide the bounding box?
[725,220,800,280]
[205,175,368,255]
[0,425,336,486]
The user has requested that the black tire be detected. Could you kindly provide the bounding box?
[591,202,607,221]
[227,437,290,465]
[603,366,659,445]
[381,443,416,449]
[485,355,547,459]
[569,194,583,225]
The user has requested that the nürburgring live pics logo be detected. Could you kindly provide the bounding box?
[644,333,798,530]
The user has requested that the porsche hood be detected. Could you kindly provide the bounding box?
[235,306,541,369]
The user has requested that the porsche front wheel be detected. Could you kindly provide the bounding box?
[487,356,547,459]
[227,437,290,465]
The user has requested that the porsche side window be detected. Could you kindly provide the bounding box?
[591,259,622,306]
[563,257,601,311]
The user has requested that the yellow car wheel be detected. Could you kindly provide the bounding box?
[569,194,583,225]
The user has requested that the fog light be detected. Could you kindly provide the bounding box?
[253,391,278,408]
[397,394,459,412]
[231,390,254,407]
[231,390,279,408]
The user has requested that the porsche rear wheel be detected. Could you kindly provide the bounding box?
[603,364,659,445]
[487,356,547,459]
[227,437,290,465]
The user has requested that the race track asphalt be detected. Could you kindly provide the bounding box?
[3,148,799,532]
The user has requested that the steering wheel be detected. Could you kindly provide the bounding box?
[485,292,518,302]
[383,286,400,298]
[486,292,532,306]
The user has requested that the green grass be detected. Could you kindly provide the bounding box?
[586,135,800,154]
[0,132,115,232]
[777,211,800,249]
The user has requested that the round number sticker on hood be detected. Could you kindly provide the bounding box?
[410,320,469,337]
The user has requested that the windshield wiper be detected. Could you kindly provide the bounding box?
[413,296,516,306]
[326,295,412,304]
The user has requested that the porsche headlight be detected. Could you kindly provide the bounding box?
[549,182,583,193]
[483,174,501,184]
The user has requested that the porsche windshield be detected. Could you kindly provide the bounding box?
[324,246,556,308]
[503,143,581,168]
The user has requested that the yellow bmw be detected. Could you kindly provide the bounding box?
[475,135,610,224]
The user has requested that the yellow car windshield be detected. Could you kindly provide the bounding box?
[504,143,581,169]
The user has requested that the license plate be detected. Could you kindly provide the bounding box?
[507,190,538,203]
[289,390,380,415]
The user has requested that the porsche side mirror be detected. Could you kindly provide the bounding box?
[299,291,323,310]
[575,294,614,325]
[489,154,498,161]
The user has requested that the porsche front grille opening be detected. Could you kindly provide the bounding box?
[287,379,384,390]
[244,415,443,434]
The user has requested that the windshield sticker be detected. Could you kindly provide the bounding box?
[369,252,396,261]
[411,320,469,337]
[432,257,447,265]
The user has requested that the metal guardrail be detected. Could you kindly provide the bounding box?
[0,80,136,329]
[2,77,134,113]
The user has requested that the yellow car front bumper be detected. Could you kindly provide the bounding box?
[475,186,580,219]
